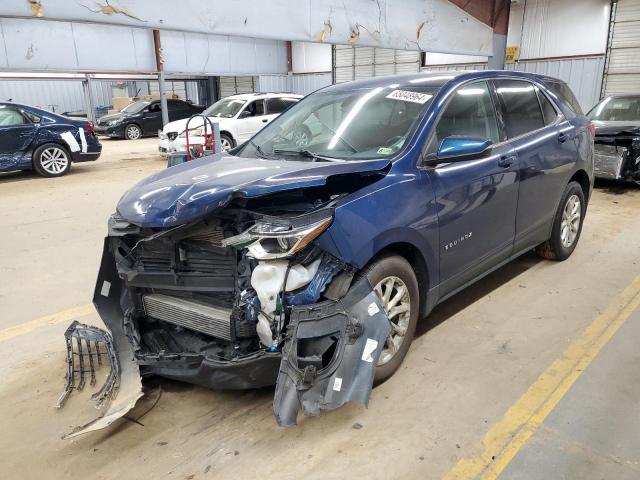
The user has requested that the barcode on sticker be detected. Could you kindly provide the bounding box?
[100,281,111,297]
[361,338,378,363]
[333,377,343,392]
[367,302,380,316]
[386,90,433,104]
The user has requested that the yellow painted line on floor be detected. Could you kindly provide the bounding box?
[0,303,94,343]
[443,274,640,480]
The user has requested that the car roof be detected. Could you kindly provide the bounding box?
[225,92,304,101]
[321,70,564,93]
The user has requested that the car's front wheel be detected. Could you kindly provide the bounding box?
[124,123,142,140]
[535,181,585,261]
[358,254,419,383]
[220,133,234,151]
[33,143,71,177]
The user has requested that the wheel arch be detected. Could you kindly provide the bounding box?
[219,130,235,147]
[369,241,431,319]
[569,169,590,202]
[32,140,72,162]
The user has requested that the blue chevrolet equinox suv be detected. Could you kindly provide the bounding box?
[62,71,594,434]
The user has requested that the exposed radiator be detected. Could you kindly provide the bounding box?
[143,294,256,341]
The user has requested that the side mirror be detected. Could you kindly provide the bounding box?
[437,136,493,160]
[423,136,493,166]
[239,110,252,119]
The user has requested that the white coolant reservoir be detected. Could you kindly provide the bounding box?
[251,258,321,346]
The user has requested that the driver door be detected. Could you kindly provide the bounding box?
[236,100,266,143]
[427,80,520,298]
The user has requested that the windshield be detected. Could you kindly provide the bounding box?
[203,98,247,118]
[121,101,150,114]
[588,96,640,122]
[236,85,438,161]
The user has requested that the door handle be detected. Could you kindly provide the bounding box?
[557,132,568,143]
[262,119,269,123]
[498,155,516,168]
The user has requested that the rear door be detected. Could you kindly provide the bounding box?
[0,107,37,170]
[493,79,578,252]
[168,100,191,122]
[235,100,267,143]
[427,80,519,297]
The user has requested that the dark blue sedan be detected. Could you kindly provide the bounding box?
[0,103,101,177]
[63,71,594,435]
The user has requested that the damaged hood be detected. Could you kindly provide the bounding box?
[593,120,640,138]
[117,155,390,227]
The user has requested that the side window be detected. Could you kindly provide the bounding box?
[266,98,288,114]
[494,79,544,138]
[282,98,299,109]
[23,111,41,123]
[435,81,500,146]
[148,103,161,112]
[243,100,265,117]
[536,89,558,126]
[0,108,28,126]
[548,81,583,115]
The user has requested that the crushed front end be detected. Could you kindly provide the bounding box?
[62,183,391,435]
[593,126,640,182]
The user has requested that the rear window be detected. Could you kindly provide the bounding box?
[547,80,583,115]
[494,79,545,138]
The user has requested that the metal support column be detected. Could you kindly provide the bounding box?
[82,74,96,123]
[153,29,169,127]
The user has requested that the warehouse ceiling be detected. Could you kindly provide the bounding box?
[0,0,494,56]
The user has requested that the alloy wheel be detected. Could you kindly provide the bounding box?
[373,275,411,366]
[560,194,581,248]
[40,147,69,175]
[220,137,232,151]
[126,124,141,140]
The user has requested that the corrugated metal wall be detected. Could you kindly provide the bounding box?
[506,57,605,110]
[602,0,640,95]
[257,73,332,95]
[422,56,604,110]
[333,45,421,83]
[0,80,114,114]
[0,79,203,115]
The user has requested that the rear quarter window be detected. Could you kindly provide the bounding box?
[546,81,583,116]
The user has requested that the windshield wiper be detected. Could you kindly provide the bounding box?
[250,141,276,159]
[272,148,340,162]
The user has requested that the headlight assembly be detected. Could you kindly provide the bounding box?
[108,119,121,126]
[221,216,332,259]
[179,128,203,138]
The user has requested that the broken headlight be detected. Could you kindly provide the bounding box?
[222,216,332,259]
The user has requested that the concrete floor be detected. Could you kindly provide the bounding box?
[1,139,639,479]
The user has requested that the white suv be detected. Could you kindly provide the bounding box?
[158,93,303,155]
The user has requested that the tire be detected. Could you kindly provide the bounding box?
[220,133,234,151]
[356,254,420,383]
[124,123,142,140]
[32,143,71,177]
[535,181,585,261]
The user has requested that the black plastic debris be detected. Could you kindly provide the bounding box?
[56,320,120,409]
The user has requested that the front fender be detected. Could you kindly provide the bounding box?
[314,170,438,284]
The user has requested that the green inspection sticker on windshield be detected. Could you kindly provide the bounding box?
[377,147,394,154]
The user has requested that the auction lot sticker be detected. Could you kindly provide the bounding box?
[386,90,433,104]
